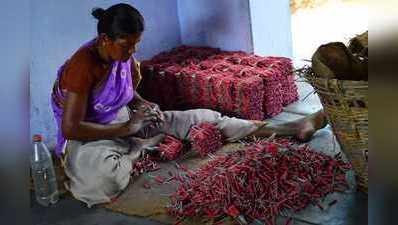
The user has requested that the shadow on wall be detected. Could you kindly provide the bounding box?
[178,0,252,52]
[192,13,228,45]
[190,1,232,43]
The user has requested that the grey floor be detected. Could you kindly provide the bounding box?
[31,82,368,225]
[30,195,164,225]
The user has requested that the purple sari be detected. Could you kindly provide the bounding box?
[51,40,135,157]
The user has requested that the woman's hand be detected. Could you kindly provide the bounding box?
[124,106,160,136]
[145,102,165,123]
[137,101,165,127]
[128,91,165,128]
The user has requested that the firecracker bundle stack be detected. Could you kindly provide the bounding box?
[139,46,299,119]
[257,56,299,106]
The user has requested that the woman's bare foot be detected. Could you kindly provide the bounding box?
[250,110,328,142]
[292,110,328,142]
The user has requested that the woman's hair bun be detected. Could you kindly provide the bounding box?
[92,7,106,20]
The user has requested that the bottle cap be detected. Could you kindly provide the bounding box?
[33,134,43,142]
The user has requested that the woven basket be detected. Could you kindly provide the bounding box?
[302,69,368,193]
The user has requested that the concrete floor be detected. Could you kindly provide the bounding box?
[30,194,164,225]
[31,82,368,225]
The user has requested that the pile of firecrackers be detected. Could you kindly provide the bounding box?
[131,123,352,225]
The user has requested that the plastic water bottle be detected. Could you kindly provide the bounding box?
[31,134,59,206]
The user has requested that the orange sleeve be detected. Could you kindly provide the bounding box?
[62,53,95,94]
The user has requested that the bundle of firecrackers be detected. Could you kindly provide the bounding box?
[132,123,223,174]
[188,123,224,157]
[139,46,299,119]
[166,139,352,225]
[158,135,185,161]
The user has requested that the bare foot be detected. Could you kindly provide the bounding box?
[251,120,269,130]
[250,111,328,142]
[294,111,328,142]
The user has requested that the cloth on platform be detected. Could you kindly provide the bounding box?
[63,107,258,207]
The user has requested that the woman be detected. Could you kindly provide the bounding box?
[51,3,327,207]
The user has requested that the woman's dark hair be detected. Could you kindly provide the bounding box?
[91,3,144,40]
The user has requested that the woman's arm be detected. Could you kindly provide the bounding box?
[62,91,154,141]
[127,90,147,109]
[128,57,165,122]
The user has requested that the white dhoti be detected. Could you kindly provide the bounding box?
[63,108,258,207]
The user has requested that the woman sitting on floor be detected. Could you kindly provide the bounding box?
[51,3,327,207]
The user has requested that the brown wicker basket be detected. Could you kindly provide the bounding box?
[302,68,368,193]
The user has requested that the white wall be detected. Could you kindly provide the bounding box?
[291,0,368,66]
[249,0,293,57]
